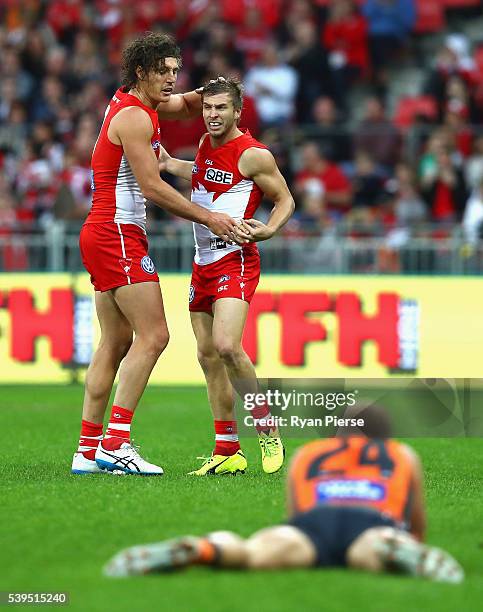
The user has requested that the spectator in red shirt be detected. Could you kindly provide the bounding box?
[322,0,368,112]
[222,0,281,29]
[295,141,352,220]
[420,148,467,222]
[46,0,84,44]
[234,6,271,68]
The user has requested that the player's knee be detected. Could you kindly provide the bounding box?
[214,341,242,365]
[143,329,170,358]
[99,334,132,364]
[346,527,389,572]
[197,348,219,371]
[245,544,276,570]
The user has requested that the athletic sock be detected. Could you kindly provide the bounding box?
[196,538,220,565]
[78,419,103,460]
[103,405,133,450]
[251,403,275,434]
[214,420,240,456]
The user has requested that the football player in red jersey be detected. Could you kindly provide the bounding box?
[72,34,245,476]
[104,405,464,583]
[158,78,295,475]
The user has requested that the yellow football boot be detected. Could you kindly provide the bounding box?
[258,432,285,474]
[188,450,247,476]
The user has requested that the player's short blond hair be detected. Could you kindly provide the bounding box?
[202,78,244,110]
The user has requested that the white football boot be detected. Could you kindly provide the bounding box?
[71,452,104,475]
[375,527,464,584]
[104,537,199,577]
[95,441,164,476]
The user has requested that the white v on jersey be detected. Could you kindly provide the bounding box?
[191,129,267,265]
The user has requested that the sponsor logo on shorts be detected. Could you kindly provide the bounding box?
[316,479,386,502]
[152,140,161,150]
[210,237,227,250]
[119,258,132,275]
[141,256,156,274]
[218,275,231,283]
[218,285,229,292]
[204,167,233,184]
[189,285,195,303]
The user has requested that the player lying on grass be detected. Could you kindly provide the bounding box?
[157,78,295,476]
[104,405,464,583]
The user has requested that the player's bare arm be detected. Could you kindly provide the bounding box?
[110,106,237,240]
[157,89,203,120]
[157,77,227,120]
[158,145,194,181]
[237,147,295,242]
[401,443,427,542]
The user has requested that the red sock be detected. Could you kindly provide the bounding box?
[103,405,133,450]
[251,403,274,434]
[78,419,103,460]
[214,420,240,456]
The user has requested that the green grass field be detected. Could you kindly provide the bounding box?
[1,386,481,612]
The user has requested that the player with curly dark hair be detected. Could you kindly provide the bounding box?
[120,33,183,91]
[72,33,247,477]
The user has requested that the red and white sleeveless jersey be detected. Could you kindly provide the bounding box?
[191,129,267,265]
[86,88,161,231]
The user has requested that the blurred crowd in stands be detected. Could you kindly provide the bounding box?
[1,0,483,254]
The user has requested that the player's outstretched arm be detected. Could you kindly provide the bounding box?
[158,145,194,181]
[237,147,295,242]
[112,107,238,241]
[156,89,202,120]
[156,77,227,120]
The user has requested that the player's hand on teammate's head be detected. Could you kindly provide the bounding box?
[238,218,275,242]
[195,76,227,95]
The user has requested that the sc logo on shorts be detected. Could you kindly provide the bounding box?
[141,256,156,274]
[189,285,195,303]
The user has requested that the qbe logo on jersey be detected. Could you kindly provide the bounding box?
[204,167,233,185]
[141,256,156,275]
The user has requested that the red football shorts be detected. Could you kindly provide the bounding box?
[80,222,159,292]
[189,248,260,313]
